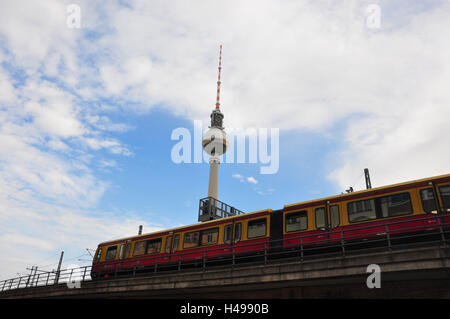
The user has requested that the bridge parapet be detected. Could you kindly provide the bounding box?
[1,243,450,298]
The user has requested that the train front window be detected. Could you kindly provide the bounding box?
[286,211,307,232]
[94,248,102,263]
[420,189,437,214]
[439,186,450,212]
[348,199,376,223]
[247,218,266,238]
[105,246,117,261]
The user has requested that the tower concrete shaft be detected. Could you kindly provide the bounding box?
[207,156,220,199]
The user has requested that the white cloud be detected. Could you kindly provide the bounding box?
[232,173,258,185]
[232,173,244,182]
[80,0,450,192]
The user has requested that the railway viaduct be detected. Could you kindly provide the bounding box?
[1,242,450,299]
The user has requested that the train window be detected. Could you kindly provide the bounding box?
[439,186,450,212]
[118,244,125,260]
[200,228,219,245]
[165,236,172,253]
[285,211,307,232]
[133,241,146,256]
[379,193,412,217]
[247,218,267,239]
[146,238,162,254]
[420,189,437,214]
[183,231,200,249]
[173,234,180,252]
[123,242,131,259]
[315,207,326,229]
[94,248,102,263]
[348,199,376,223]
[224,225,232,244]
[234,223,242,243]
[330,205,340,228]
[105,246,118,261]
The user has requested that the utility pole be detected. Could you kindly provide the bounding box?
[364,168,372,189]
[26,266,34,287]
[54,251,64,285]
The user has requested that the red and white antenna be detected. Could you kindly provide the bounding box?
[215,44,222,110]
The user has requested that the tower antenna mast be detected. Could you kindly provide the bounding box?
[215,44,222,110]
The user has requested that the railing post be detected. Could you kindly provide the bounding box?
[203,251,206,271]
[69,269,74,284]
[232,247,235,267]
[385,224,392,251]
[434,214,445,243]
[341,230,346,256]
[82,267,87,282]
[36,274,40,287]
[264,242,267,265]
[300,237,304,261]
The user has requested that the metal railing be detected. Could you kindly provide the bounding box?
[1,213,449,292]
[198,197,245,222]
[0,266,91,292]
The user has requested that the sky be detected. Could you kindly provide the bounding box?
[0,0,450,280]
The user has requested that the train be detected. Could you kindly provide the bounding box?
[90,173,450,279]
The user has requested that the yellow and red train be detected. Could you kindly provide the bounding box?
[91,173,450,278]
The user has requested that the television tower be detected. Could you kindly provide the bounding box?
[198,45,244,222]
[202,45,228,200]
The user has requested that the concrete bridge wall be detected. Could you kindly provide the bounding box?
[1,243,450,299]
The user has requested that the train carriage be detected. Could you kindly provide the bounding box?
[91,173,450,279]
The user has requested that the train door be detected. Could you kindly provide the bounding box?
[270,209,284,252]
[437,183,450,234]
[421,181,450,235]
[314,201,341,245]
